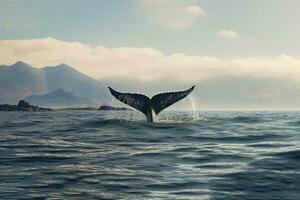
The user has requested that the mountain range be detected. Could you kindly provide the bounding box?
[0,61,109,106]
[2,61,300,110]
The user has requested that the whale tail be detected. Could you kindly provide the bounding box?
[108,86,195,122]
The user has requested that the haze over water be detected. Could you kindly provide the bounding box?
[0,110,299,199]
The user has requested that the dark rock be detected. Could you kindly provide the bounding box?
[0,100,52,112]
[98,105,132,111]
[0,104,17,111]
[17,100,33,111]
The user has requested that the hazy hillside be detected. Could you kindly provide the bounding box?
[0,61,109,104]
[3,61,300,110]
[44,64,109,102]
[25,88,98,107]
[0,61,47,103]
[194,75,300,110]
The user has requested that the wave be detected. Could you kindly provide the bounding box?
[270,149,300,160]
[229,116,262,123]
[0,111,299,199]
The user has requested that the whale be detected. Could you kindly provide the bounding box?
[108,85,195,122]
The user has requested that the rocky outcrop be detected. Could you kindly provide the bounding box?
[98,105,131,111]
[0,100,52,111]
[0,104,17,111]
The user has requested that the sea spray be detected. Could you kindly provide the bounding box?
[187,95,199,120]
[111,97,116,120]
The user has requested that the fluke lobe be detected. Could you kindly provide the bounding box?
[108,86,195,122]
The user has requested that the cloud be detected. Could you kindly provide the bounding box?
[185,5,206,16]
[1,37,300,85]
[216,30,240,40]
[139,0,206,30]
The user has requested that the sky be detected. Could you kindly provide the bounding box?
[1,0,300,56]
[1,0,300,109]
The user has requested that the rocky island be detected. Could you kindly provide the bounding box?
[0,100,52,111]
[98,105,132,111]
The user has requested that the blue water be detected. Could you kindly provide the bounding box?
[0,111,299,199]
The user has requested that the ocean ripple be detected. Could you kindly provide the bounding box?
[0,110,299,199]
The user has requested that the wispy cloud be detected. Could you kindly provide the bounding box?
[1,37,300,84]
[216,30,241,40]
[139,0,206,30]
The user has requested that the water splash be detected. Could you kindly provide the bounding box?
[107,93,201,122]
[187,95,199,120]
[110,97,116,120]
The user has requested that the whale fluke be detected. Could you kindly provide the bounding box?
[108,87,150,116]
[108,86,195,122]
[151,86,195,115]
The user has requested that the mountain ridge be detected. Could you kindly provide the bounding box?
[0,61,109,104]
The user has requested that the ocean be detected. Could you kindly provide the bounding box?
[0,110,299,199]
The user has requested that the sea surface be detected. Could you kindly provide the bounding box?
[0,110,299,199]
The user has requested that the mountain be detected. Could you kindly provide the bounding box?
[44,64,109,103]
[0,61,47,103]
[25,88,97,107]
[0,61,109,104]
[3,61,300,110]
